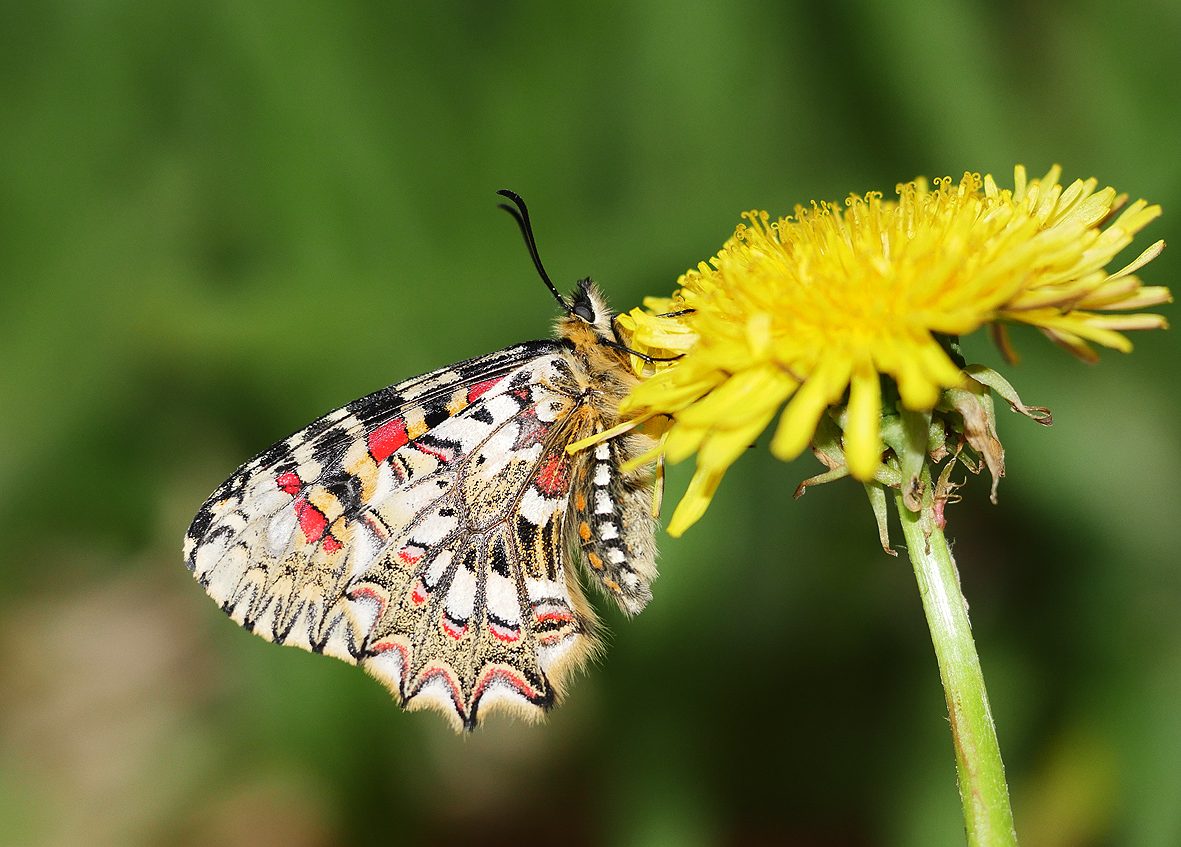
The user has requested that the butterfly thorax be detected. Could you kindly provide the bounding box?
[555,279,639,419]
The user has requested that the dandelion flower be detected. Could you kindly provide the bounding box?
[618,165,1169,536]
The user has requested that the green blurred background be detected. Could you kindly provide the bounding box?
[2,2,1179,845]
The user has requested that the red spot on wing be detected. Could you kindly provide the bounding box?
[442,618,468,640]
[467,376,504,403]
[322,535,342,553]
[368,418,408,463]
[347,585,388,619]
[513,408,549,449]
[534,453,570,497]
[490,622,521,643]
[418,666,467,716]
[276,472,302,495]
[397,546,423,565]
[368,639,410,688]
[473,667,539,702]
[362,514,390,543]
[535,609,575,624]
[294,497,327,543]
[414,442,451,464]
[410,580,427,605]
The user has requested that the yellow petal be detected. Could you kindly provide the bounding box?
[697,401,781,473]
[1106,239,1165,281]
[673,365,796,430]
[844,361,883,480]
[771,358,852,460]
[666,468,723,537]
[622,370,723,415]
[664,424,708,464]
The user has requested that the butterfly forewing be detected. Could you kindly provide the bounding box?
[185,342,603,728]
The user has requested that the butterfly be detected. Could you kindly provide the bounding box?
[184,191,665,731]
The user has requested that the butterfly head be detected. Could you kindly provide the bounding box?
[497,189,623,349]
[569,278,617,343]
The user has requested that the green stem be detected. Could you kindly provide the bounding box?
[894,490,1018,846]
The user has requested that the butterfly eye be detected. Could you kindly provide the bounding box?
[573,301,596,323]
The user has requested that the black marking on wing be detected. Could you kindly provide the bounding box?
[515,514,539,550]
[490,533,511,577]
[322,472,364,515]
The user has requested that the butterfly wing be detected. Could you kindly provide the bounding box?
[185,341,600,729]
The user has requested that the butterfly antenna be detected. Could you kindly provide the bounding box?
[497,189,571,313]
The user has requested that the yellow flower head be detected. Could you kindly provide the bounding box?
[619,166,1170,536]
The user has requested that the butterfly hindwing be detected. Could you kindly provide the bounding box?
[346,354,600,727]
[185,341,602,728]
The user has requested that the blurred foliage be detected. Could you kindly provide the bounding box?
[1,1,1179,845]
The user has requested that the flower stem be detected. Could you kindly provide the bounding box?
[894,490,1018,845]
